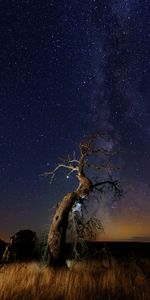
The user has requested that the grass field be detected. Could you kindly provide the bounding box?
[0,258,150,300]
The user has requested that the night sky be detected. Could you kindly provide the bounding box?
[0,0,150,241]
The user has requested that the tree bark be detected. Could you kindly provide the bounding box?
[48,172,92,268]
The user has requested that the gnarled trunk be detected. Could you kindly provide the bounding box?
[48,192,77,267]
[48,173,92,268]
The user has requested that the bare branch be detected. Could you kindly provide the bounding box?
[92,180,122,198]
[59,150,79,166]
[83,217,104,239]
[41,164,78,184]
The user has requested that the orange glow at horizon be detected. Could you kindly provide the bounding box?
[0,231,9,243]
[97,216,150,241]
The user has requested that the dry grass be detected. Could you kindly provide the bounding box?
[0,259,149,300]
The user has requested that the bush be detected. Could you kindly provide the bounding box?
[2,230,39,263]
[0,240,7,263]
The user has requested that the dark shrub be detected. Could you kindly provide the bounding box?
[2,230,39,263]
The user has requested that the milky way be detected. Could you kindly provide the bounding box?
[0,0,150,240]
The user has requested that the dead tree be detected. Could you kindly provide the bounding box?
[43,133,122,268]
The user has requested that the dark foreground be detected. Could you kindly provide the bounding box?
[85,241,150,259]
[0,242,150,300]
[0,258,150,300]
[66,240,150,261]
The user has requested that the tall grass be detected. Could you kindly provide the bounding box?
[0,259,149,300]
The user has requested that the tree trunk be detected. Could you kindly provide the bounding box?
[48,192,77,267]
[48,173,92,268]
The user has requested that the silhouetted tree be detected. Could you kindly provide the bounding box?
[2,230,38,263]
[44,133,122,268]
[0,240,7,264]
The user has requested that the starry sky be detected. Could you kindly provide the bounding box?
[0,0,150,241]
